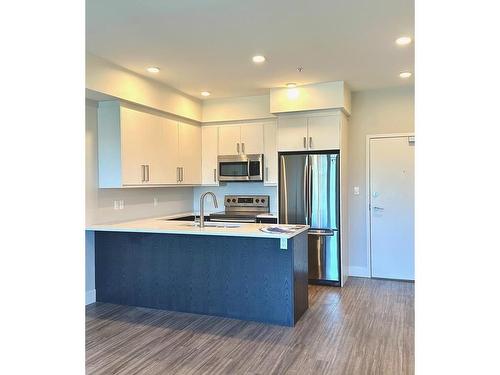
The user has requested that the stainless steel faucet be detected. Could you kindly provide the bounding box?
[199,192,218,228]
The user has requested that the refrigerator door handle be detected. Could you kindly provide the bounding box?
[303,158,308,225]
[308,163,313,222]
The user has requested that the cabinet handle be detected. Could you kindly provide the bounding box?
[146,165,150,182]
[176,167,180,182]
[242,142,245,154]
[141,165,145,183]
[180,167,184,182]
[309,137,312,149]
[303,137,306,148]
[213,168,217,182]
[266,166,269,181]
[237,143,240,154]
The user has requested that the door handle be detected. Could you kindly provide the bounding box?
[303,137,306,149]
[303,160,308,225]
[309,137,312,149]
[265,166,269,181]
[373,206,384,211]
[242,142,245,154]
[213,168,217,182]
[237,143,240,154]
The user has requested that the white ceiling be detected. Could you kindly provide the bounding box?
[86,0,414,99]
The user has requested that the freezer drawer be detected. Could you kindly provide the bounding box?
[308,229,340,284]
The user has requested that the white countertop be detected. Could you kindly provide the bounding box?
[86,216,307,239]
[160,211,278,219]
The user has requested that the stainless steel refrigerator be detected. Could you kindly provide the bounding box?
[279,152,340,285]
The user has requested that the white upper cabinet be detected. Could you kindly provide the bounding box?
[97,101,202,188]
[307,114,340,150]
[201,126,219,185]
[240,123,264,154]
[120,107,150,185]
[277,117,308,151]
[218,123,264,155]
[277,113,341,151]
[218,125,241,155]
[263,121,278,185]
[148,117,178,185]
[178,121,201,185]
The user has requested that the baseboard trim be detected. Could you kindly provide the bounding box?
[349,266,370,278]
[85,289,96,305]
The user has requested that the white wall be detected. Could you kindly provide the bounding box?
[202,95,274,123]
[85,99,195,301]
[86,53,202,121]
[193,183,278,214]
[347,86,414,277]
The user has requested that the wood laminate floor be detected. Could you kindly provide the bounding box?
[86,277,414,375]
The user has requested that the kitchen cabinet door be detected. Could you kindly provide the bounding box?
[277,117,308,151]
[218,125,241,155]
[178,121,202,185]
[307,114,340,150]
[240,123,264,154]
[120,107,151,185]
[147,117,178,184]
[201,126,219,185]
[263,121,278,185]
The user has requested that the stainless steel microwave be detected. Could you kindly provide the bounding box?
[218,154,264,182]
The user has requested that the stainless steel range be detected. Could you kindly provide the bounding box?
[209,195,270,223]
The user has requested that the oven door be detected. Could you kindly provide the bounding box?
[218,155,250,181]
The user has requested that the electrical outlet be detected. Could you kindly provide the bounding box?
[119,200,124,209]
[113,200,119,210]
[153,197,159,207]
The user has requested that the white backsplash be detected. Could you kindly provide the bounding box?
[193,183,278,214]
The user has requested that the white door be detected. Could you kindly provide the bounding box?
[307,115,340,150]
[178,121,202,185]
[277,117,308,151]
[120,107,151,185]
[263,121,278,185]
[240,123,264,154]
[151,118,178,184]
[201,126,219,185]
[218,125,241,155]
[370,136,415,280]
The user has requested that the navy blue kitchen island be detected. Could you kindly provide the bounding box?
[92,223,309,327]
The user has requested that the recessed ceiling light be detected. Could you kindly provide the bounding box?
[201,91,211,97]
[399,72,412,78]
[252,55,266,63]
[395,36,412,46]
[286,83,297,88]
[146,66,160,73]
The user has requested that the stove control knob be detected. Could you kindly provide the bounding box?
[261,199,265,204]
[232,198,236,203]
[226,199,231,203]
[255,199,260,203]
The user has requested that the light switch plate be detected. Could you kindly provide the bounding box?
[354,186,360,195]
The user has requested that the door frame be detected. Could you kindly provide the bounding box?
[365,133,414,278]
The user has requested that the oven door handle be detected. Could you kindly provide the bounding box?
[209,218,256,223]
